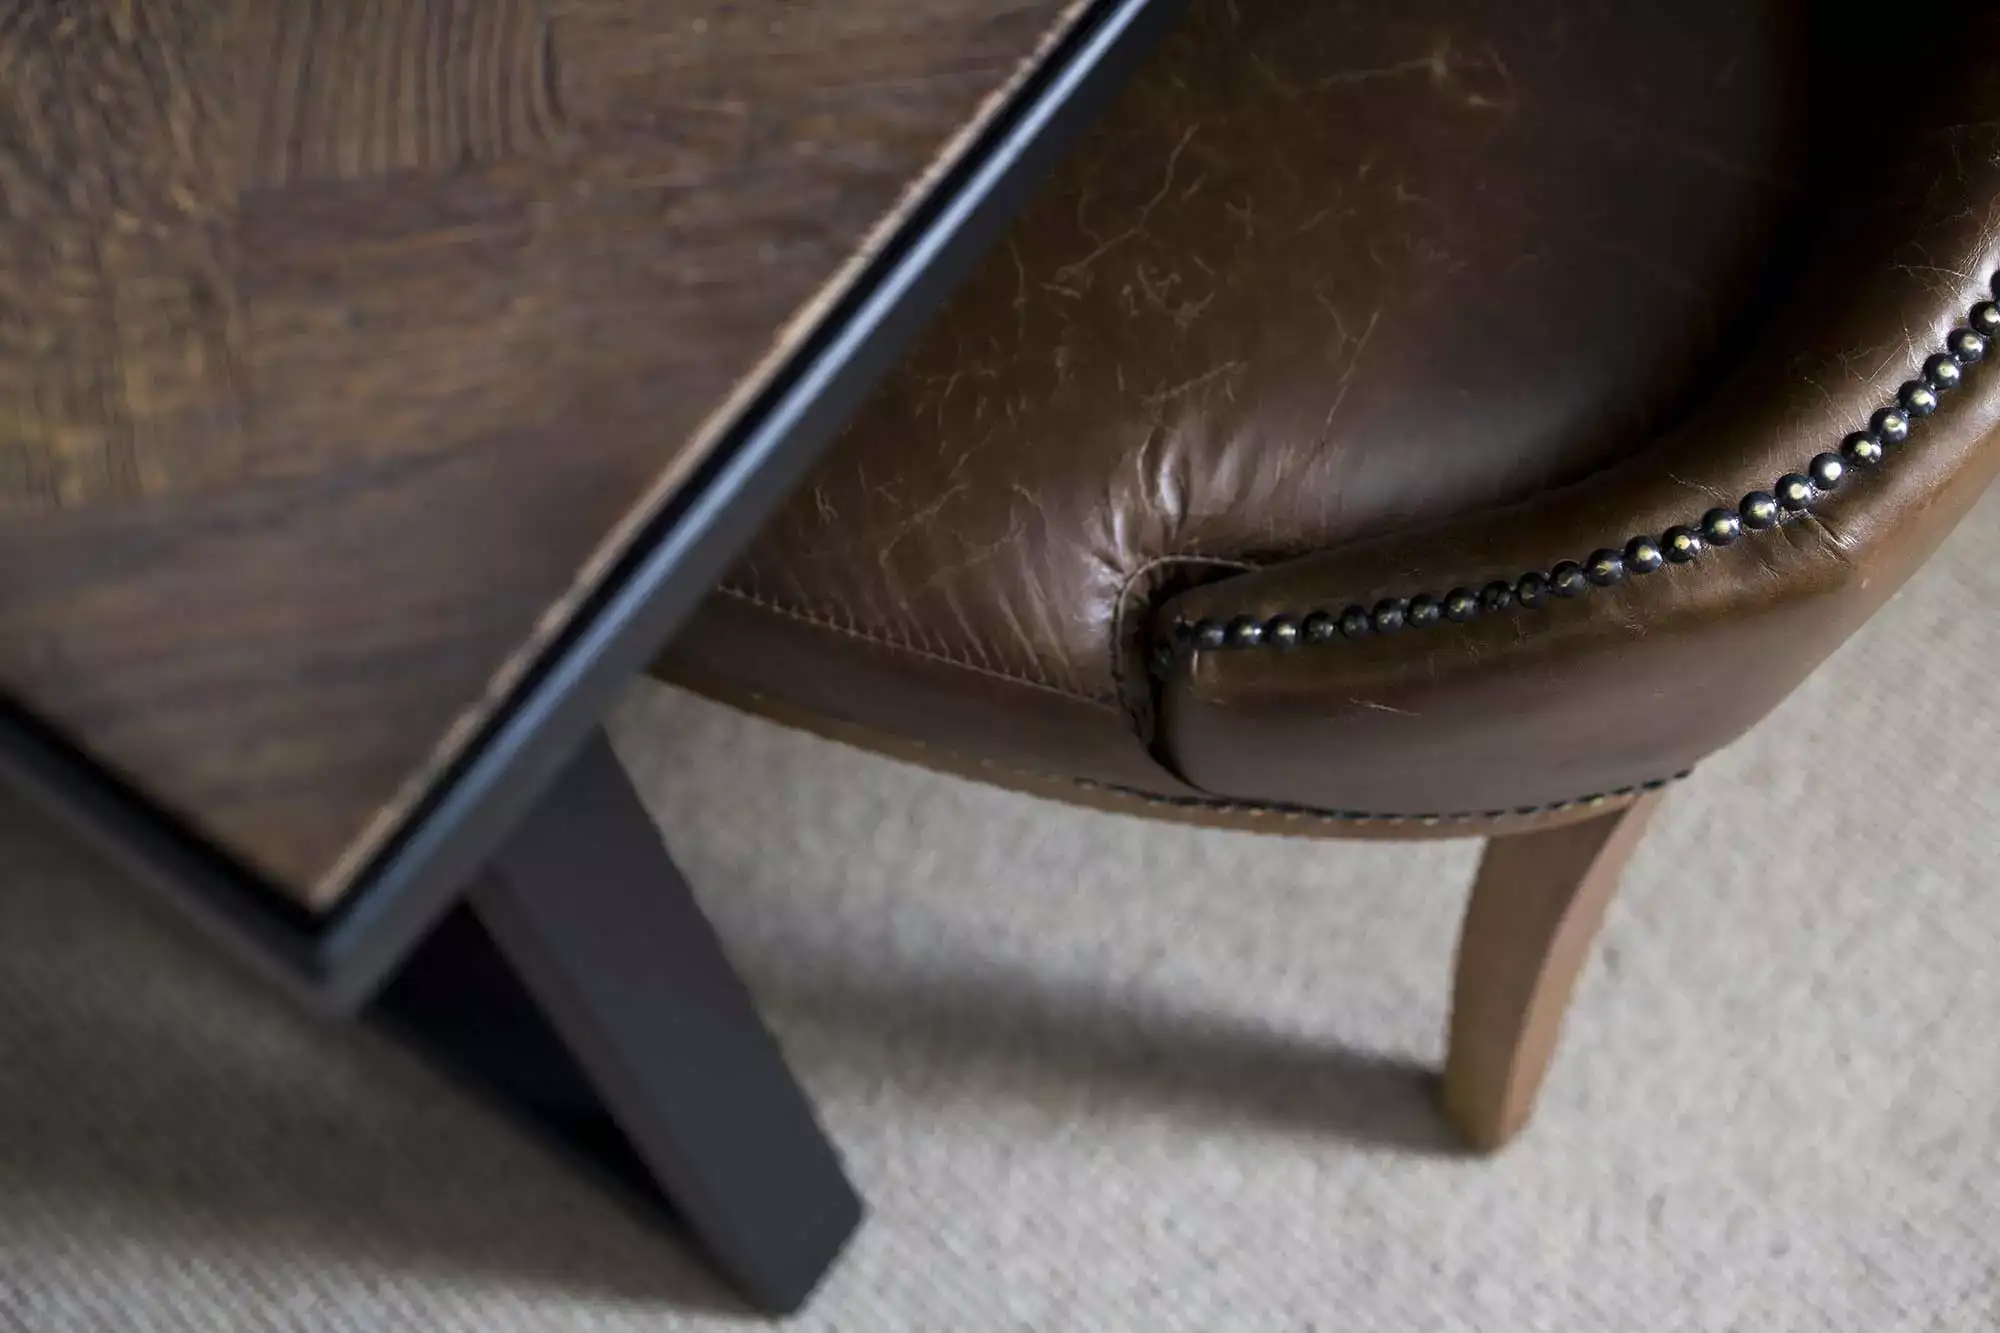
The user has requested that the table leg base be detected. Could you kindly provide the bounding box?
[374,731,861,1315]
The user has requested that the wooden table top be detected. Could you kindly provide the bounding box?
[0,0,1084,912]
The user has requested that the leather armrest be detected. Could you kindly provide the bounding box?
[1149,39,2000,816]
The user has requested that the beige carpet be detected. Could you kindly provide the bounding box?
[6,495,2000,1332]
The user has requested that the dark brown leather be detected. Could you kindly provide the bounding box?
[671,589,1194,798]
[665,0,2000,815]
[1154,14,2000,814]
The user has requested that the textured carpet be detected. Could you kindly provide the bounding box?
[6,493,2000,1332]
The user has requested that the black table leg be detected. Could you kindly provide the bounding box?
[376,730,862,1314]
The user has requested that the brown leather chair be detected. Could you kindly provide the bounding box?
[660,0,2000,1149]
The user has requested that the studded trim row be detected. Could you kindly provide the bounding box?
[1162,278,2000,667]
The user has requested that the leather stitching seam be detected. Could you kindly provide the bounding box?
[1070,769,1691,824]
[715,583,1124,710]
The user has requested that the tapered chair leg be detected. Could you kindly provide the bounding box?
[1440,792,1663,1152]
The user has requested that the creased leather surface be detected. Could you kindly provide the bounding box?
[1155,13,2000,814]
[665,0,1808,790]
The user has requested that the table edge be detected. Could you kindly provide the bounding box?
[0,0,1185,1015]
[311,0,1106,908]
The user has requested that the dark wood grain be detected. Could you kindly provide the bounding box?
[0,0,1084,908]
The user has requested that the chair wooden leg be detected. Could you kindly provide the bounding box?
[1440,791,1663,1152]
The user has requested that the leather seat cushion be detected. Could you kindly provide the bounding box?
[666,0,1810,798]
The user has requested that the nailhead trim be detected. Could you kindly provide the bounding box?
[1162,277,2000,669]
[1077,770,1691,825]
